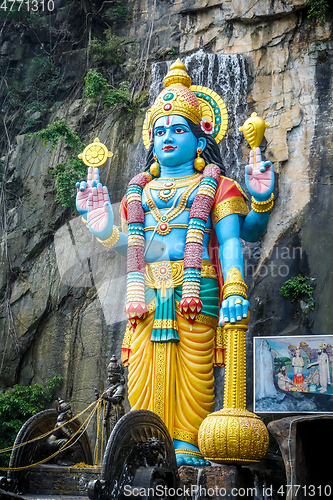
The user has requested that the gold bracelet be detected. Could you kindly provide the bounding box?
[222,268,248,300]
[96,226,120,247]
[222,281,248,300]
[251,193,274,213]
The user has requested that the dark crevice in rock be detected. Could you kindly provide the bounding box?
[14,295,53,384]
[21,234,54,265]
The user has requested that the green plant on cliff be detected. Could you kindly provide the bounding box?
[1,55,60,135]
[0,1,44,30]
[84,71,109,99]
[105,0,131,25]
[305,0,330,22]
[280,275,315,312]
[91,28,128,65]
[31,120,87,208]
[84,71,132,110]
[0,374,63,468]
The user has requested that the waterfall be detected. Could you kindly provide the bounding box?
[149,49,249,183]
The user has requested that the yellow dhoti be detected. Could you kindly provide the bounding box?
[127,309,215,446]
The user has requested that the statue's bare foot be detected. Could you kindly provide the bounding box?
[173,439,210,467]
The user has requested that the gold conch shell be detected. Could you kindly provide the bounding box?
[239,112,270,149]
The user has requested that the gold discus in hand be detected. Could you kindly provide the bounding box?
[78,138,114,168]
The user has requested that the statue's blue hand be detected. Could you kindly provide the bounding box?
[219,295,250,325]
[76,167,100,216]
[87,183,114,241]
[245,147,274,202]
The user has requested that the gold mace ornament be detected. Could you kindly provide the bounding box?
[78,138,114,177]
[198,316,269,464]
[239,112,270,170]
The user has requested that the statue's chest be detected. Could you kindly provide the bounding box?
[142,184,199,213]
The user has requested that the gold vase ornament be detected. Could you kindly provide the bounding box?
[198,408,269,464]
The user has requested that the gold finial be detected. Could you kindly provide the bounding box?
[239,112,270,168]
[163,58,192,89]
[78,138,113,176]
[169,59,187,72]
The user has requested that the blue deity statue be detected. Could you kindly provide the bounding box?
[76,60,274,466]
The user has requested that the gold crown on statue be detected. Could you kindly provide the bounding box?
[142,59,228,149]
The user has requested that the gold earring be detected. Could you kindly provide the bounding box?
[194,147,205,171]
[150,154,160,176]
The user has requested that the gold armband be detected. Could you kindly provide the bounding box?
[222,267,248,300]
[97,226,120,247]
[251,193,274,213]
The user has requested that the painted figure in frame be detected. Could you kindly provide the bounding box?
[308,343,331,393]
[76,60,275,466]
[292,347,305,388]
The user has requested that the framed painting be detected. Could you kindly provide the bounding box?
[253,335,333,413]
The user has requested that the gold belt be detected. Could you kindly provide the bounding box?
[144,260,217,297]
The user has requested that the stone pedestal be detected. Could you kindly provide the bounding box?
[28,464,101,496]
[179,456,285,500]
[4,446,286,499]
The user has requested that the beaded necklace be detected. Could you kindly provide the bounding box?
[149,173,201,202]
[143,176,201,236]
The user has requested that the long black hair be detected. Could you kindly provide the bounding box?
[145,117,225,175]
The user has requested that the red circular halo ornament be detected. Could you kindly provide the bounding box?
[201,118,213,134]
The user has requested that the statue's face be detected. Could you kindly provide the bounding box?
[153,115,206,167]
[108,370,119,383]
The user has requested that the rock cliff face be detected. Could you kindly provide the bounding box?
[1,0,333,427]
